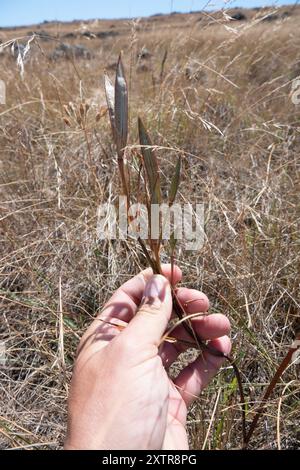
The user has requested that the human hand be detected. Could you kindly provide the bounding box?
[64,264,231,450]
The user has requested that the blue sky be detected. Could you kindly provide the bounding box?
[0,0,295,27]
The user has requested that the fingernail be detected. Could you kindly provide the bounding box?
[141,275,167,308]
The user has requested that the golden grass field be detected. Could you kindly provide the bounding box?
[0,4,300,449]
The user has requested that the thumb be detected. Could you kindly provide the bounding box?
[124,274,172,346]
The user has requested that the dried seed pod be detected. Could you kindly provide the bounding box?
[79,103,85,118]
[96,105,108,122]
[76,113,82,126]
[68,101,76,115]
[63,117,71,126]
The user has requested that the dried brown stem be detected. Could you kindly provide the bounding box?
[243,335,300,448]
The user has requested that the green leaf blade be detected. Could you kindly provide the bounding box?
[138,117,161,205]
[114,54,128,153]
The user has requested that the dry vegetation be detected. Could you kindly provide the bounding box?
[0,5,300,450]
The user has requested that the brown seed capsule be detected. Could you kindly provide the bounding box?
[99,105,108,117]
[63,117,71,126]
[79,103,85,118]
[76,113,82,125]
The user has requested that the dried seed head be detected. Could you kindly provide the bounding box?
[95,106,107,122]
[63,104,71,117]
[63,117,71,126]
[100,105,108,116]
[68,101,76,114]
[76,113,82,125]
[79,103,85,118]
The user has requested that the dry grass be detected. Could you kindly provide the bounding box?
[0,5,300,450]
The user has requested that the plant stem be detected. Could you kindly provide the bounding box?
[117,153,130,208]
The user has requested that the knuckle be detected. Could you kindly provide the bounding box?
[137,303,161,316]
